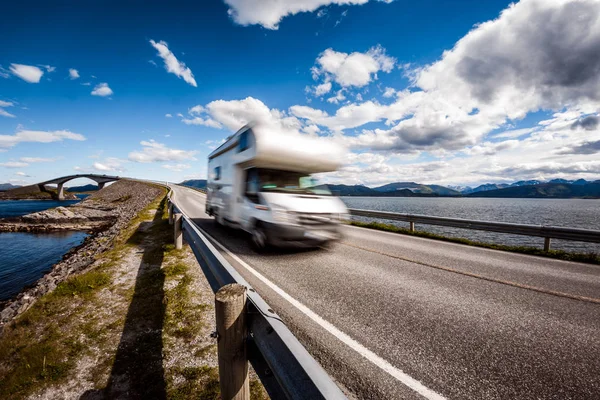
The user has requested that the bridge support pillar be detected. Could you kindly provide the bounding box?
[57,183,65,201]
[97,182,106,190]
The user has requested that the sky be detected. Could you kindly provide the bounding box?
[1,0,600,188]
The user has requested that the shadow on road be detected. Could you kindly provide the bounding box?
[81,205,167,400]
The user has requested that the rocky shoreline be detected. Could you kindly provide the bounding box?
[0,180,164,328]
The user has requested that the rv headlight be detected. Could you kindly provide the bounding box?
[271,204,297,225]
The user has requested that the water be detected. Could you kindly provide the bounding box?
[0,231,88,301]
[342,197,600,253]
[0,199,80,218]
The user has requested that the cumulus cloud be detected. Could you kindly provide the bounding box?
[0,100,15,118]
[93,157,126,172]
[0,129,86,149]
[181,117,223,128]
[558,140,600,155]
[571,115,599,130]
[69,68,80,79]
[150,40,197,87]
[165,113,173,118]
[312,45,396,88]
[128,140,197,163]
[9,64,44,83]
[91,83,113,97]
[223,0,392,29]
[15,171,30,177]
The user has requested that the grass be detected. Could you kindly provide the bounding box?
[350,220,600,265]
[0,188,168,399]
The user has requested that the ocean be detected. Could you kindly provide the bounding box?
[341,197,600,253]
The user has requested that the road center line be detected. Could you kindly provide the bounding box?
[340,240,600,305]
[187,214,446,400]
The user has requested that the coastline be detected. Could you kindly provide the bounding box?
[0,180,164,328]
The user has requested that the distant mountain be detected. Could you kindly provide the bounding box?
[66,184,99,192]
[468,183,600,198]
[325,184,379,196]
[548,178,572,184]
[373,182,460,196]
[467,183,510,194]
[572,179,589,185]
[510,180,541,187]
[180,179,207,189]
[0,183,21,191]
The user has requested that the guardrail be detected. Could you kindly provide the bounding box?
[167,190,346,399]
[349,208,600,252]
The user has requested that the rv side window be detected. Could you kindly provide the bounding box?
[238,130,250,153]
[245,168,260,203]
[214,166,221,181]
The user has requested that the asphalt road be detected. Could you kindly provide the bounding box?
[170,185,600,400]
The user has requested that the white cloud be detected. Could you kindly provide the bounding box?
[181,117,223,128]
[313,45,396,88]
[163,163,191,172]
[128,140,197,163]
[314,81,332,96]
[81,82,91,86]
[223,0,393,29]
[41,65,55,73]
[0,161,29,168]
[0,101,15,118]
[92,157,126,172]
[150,40,197,87]
[69,68,80,79]
[165,113,173,118]
[382,87,396,98]
[9,64,44,83]
[15,171,30,177]
[0,129,86,149]
[327,90,346,104]
[19,157,57,163]
[91,83,113,97]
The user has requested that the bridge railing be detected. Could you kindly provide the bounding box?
[167,189,346,400]
[349,209,600,252]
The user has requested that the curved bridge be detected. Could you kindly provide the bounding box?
[38,174,120,200]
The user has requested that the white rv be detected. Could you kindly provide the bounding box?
[206,123,349,250]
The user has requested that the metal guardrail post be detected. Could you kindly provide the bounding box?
[409,221,415,232]
[168,202,174,225]
[544,237,551,252]
[215,284,250,400]
[174,213,183,249]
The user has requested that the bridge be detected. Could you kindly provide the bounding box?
[166,183,600,399]
[38,174,120,200]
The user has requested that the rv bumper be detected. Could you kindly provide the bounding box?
[263,221,342,246]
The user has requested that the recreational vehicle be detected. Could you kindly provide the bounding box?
[206,123,349,250]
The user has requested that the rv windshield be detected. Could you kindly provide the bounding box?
[252,168,331,195]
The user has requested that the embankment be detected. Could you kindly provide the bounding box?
[0,180,163,325]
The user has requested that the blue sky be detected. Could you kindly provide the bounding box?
[2,0,600,188]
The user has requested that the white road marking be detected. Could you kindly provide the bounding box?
[172,186,446,400]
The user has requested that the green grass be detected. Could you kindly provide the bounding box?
[350,220,600,265]
[0,189,168,400]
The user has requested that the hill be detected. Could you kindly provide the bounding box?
[373,182,460,196]
[468,183,600,198]
[0,183,22,191]
[179,179,207,190]
[66,184,99,192]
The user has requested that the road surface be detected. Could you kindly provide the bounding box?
[170,184,600,400]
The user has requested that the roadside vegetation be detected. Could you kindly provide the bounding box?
[0,188,267,399]
[350,220,600,265]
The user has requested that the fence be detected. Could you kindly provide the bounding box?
[349,209,600,252]
[167,191,346,400]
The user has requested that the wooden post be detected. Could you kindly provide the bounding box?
[215,284,249,400]
[168,202,174,225]
[544,237,551,252]
[409,221,415,232]
[174,213,183,249]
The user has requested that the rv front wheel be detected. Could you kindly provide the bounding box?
[251,224,267,251]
